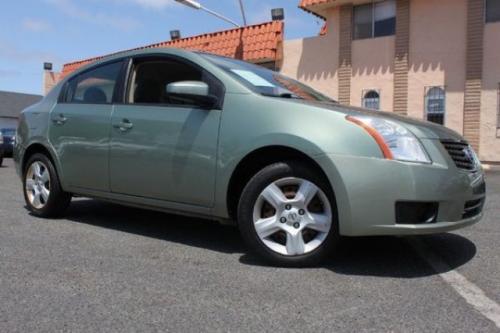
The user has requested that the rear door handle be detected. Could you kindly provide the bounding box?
[113,119,133,132]
[52,114,67,125]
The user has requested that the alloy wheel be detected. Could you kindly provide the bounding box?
[252,177,332,256]
[25,161,51,209]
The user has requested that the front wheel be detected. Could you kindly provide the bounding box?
[237,161,339,267]
[23,153,71,218]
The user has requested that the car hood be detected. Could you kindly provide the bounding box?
[292,100,464,141]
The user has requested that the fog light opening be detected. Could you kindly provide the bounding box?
[395,201,439,225]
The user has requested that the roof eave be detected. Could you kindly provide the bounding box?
[299,0,348,19]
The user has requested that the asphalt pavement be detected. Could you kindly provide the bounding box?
[1,158,499,332]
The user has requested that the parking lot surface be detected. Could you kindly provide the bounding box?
[1,158,499,332]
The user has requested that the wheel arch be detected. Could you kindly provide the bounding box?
[22,143,59,177]
[225,145,337,221]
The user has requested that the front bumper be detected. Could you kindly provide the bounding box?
[13,143,24,178]
[314,139,486,236]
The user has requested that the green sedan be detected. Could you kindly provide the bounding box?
[14,48,486,266]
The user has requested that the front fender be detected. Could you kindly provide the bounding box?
[212,134,328,219]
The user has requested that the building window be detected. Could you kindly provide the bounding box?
[362,90,380,110]
[353,0,396,40]
[486,0,500,23]
[425,86,446,125]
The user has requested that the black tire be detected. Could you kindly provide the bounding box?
[0,155,3,167]
[23,153,71,218]
[237,160,339,267]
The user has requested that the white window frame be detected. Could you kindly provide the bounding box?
[424,86,446,125]
[362,89,381,110]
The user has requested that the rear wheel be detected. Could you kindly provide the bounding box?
[23,153,71,217]
[237,161,339,267]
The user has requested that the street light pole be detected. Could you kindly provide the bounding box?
[201,6,241,27]
[174,0,241,28]
[237,0,247,26]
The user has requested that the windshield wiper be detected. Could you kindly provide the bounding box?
[261,93,304,99]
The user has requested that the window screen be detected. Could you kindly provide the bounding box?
[374,0,396,37]
[425,87,446,125]
[362,90,380,110]
[65,61,122,104]
[353,0,396,39]
[486,0,500,23]
[354,4,373,39]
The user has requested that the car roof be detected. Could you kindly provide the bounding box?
[57,48,252,96]
[66,48,201,79]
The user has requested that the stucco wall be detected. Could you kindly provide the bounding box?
[480,22,500,161]
[407,0,467,134]
[351,36,395,110]
[280,0,498,161]
[44,71,62,96]
[280,8,340,99]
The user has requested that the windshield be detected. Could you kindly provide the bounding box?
[201,53,336,103]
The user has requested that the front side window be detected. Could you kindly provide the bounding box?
[425,86,446,125]
[354,0,396,39]
[486,0,500,23]
[64,61,123,104]
[128,57,223,107]
[362,90,380,110]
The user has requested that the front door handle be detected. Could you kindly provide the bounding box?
[113,119,133,132]
[52,114,67,125]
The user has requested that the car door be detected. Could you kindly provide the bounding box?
[109,56,224,207]
[49,60,125,191]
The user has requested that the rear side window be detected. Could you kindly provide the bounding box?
[64,61,123,104]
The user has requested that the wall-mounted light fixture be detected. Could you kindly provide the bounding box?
[170,30,181,40]
[271,8,284,21]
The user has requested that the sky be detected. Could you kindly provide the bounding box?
[0,0,324,95]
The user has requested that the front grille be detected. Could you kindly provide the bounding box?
[440,140,476,171]
[462,199,485,219]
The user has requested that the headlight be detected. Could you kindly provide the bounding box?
[346,115,431,163]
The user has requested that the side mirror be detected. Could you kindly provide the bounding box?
[166,81,218,109]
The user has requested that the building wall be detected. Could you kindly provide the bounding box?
[480,21,500,161]
[44,71,62,95]
[407,0,467,135]
[351,36,395,111]
[280,7,340,99]
[284,0,500,161]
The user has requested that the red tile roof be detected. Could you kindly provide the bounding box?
[299,0,336,19]
[61,21,284,77]
[299,0,333,7]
